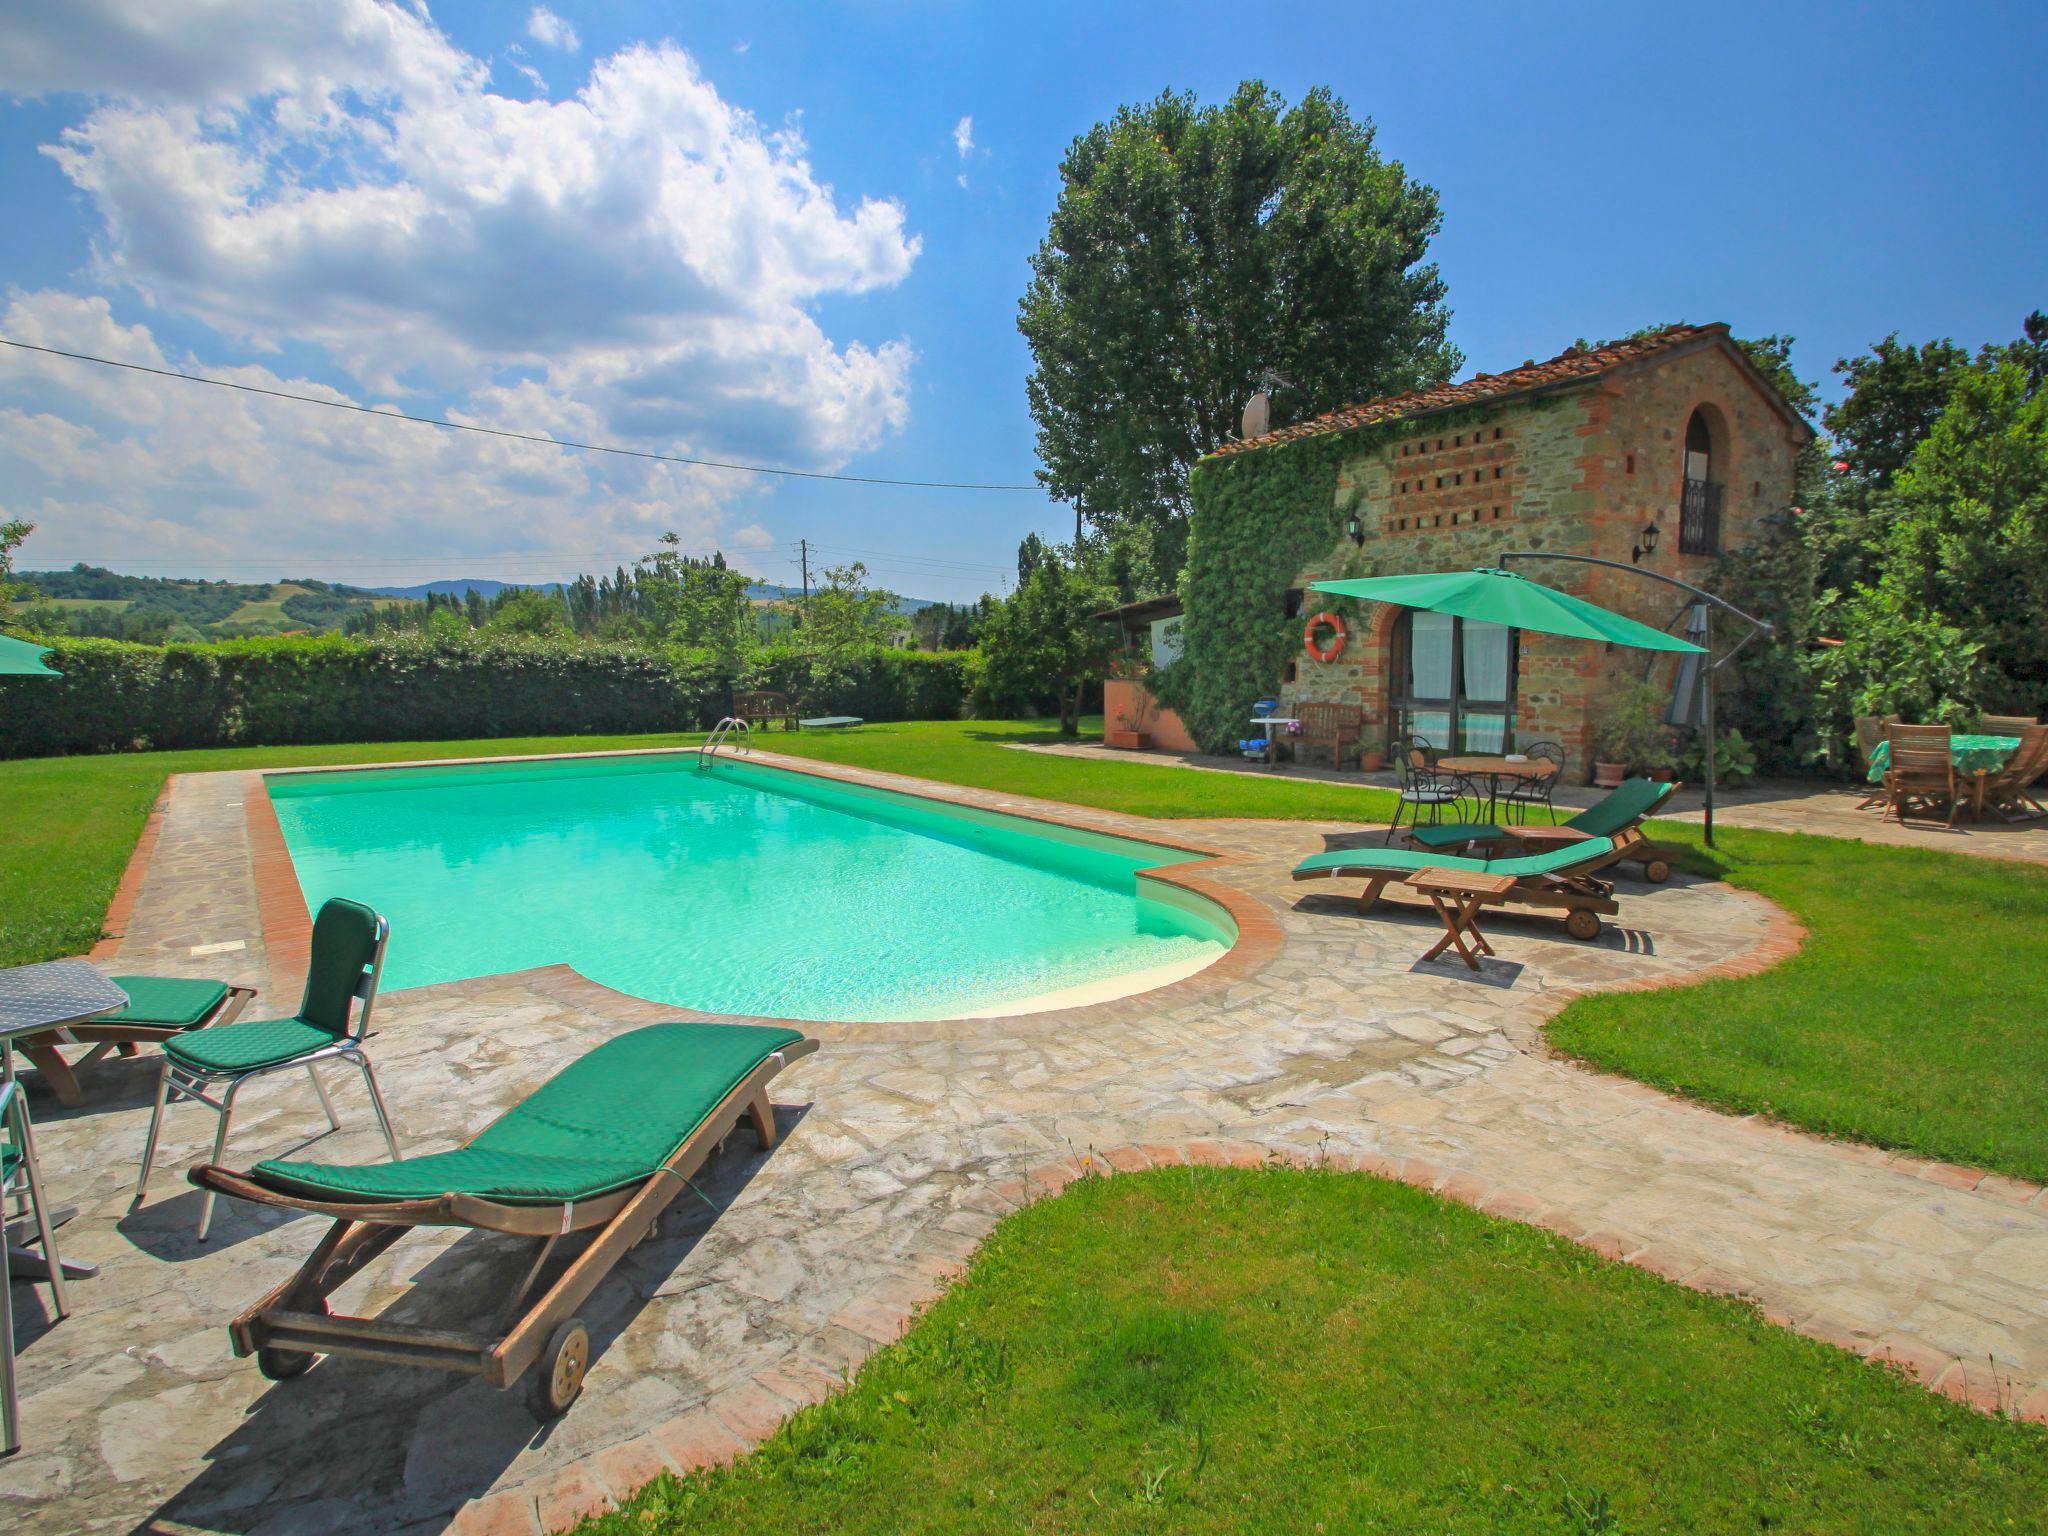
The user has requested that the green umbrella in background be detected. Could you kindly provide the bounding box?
[0,633,60,677]
[1308,567,1703,653]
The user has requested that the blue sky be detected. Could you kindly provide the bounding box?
[1,1,2041,601]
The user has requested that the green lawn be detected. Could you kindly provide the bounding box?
[1551,827,2048,1184]
[3,718,2043,1180]
[581,1166,2046,1535]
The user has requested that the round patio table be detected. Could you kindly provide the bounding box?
[1864,733,2020,783]
[0,962,127,1287]
[1437,755,1556,822]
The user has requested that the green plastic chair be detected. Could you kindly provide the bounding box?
[132,898,401,1241]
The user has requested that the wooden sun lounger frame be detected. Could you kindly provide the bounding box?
[19,984,259,1107]
[189,1037,818,1412]
[1403,783,1684,883]
[1295,827,1648,941]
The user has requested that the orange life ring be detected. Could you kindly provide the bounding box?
[1303,611,1348,662]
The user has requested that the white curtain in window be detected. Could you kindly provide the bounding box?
[1409,710,1451,751]
[1461,714,1507,753]
[1409,611,1453,699]
[1461,620,1510,703]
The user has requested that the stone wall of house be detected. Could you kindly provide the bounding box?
[1275,341,1804,777]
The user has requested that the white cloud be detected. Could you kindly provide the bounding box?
[526,6,579,54]
[952,114,977,188]
[728,522,774,550]
[0,0,923,566]
[0,291,765,581]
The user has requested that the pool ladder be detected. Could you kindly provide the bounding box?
[699,716,752,769]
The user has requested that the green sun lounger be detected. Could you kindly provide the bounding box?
[191,1020,819,1418]
[1293,828,1646,940]
[1405,778,1683,882]
[17,974,257,1107]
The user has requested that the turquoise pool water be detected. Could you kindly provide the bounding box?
[266,754,1232,1021]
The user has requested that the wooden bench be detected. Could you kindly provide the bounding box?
[732,690,798,730]
[1296,701,1364,768]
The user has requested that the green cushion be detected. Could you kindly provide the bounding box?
[1408,823,1502,848]
[1294,836,1616,881]
[299,898,382,1034]
[250,1022,807,1206]
[164,1016,342,1074]
[1565,779,1675,838]
[103,976,230,1029]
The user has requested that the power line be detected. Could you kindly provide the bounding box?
[0,336,1049,493]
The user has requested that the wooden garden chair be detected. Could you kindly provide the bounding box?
[1881,723,1957,826]
[1983,723,2048,821]
[732,690,798,730]
[190,1021,817,1418]
[1976,713,2039,737]
[1296,701,1363,768]
[1852,714,1890,809]
[1404,777,1684,883]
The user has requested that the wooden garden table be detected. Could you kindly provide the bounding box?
[1409,868,1518,971]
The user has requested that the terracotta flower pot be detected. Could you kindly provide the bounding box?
[1358,750,1385,772]
[1105,729,1151,750]
[1593,760,1627,788]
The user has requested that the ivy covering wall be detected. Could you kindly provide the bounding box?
[1158,432,1355,752]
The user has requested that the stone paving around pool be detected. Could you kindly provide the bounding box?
[6,750,2045,1535]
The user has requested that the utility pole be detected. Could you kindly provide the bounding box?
[798,538,810,607]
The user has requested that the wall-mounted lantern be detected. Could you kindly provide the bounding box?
[1346,513,1365,546]
[1631,521,1661,564]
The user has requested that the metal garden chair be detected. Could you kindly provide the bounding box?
[1500,740,1563,824]
[1385,735,1470,844]
[133,898,402,1241]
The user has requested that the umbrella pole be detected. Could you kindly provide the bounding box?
[1700,605,1715,848]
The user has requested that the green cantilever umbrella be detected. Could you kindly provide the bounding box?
[0,633,60,677]
[1307,567,1704,653]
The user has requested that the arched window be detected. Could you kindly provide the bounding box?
[1679,408,1723,554]
[1390,610,1518,753]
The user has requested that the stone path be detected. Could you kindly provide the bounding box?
[1015,740,2048,865]
[3,751,2043,1536]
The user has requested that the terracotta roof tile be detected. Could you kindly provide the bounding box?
[1208,323,1726,458]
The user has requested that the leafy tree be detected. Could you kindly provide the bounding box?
[1019,81,1457,590]
[1825,333,1977,493]
[979,553,1114,735]
[800,562,900,657]
[485,588,570,636]
[1015,532,1053,589]
[0,518,40,634]
[1864,361,2048,706]
[635,533,753,665]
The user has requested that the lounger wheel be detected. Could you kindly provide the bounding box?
[1565,909,1602,941]
[529,1318,591,1419]
[1642,858,1671,884]
[257,1345,317,1382]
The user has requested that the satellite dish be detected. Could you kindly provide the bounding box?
[1241,390,1272,440]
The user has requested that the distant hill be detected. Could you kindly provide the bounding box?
[370,577,938,614]
[15,566,942,640]
[16,567,404,641]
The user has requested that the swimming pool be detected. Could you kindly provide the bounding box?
[265,753,1234,1021]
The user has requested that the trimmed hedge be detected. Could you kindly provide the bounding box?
[0,633,976,759]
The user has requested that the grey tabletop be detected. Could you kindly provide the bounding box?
[0,960,129,1038]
